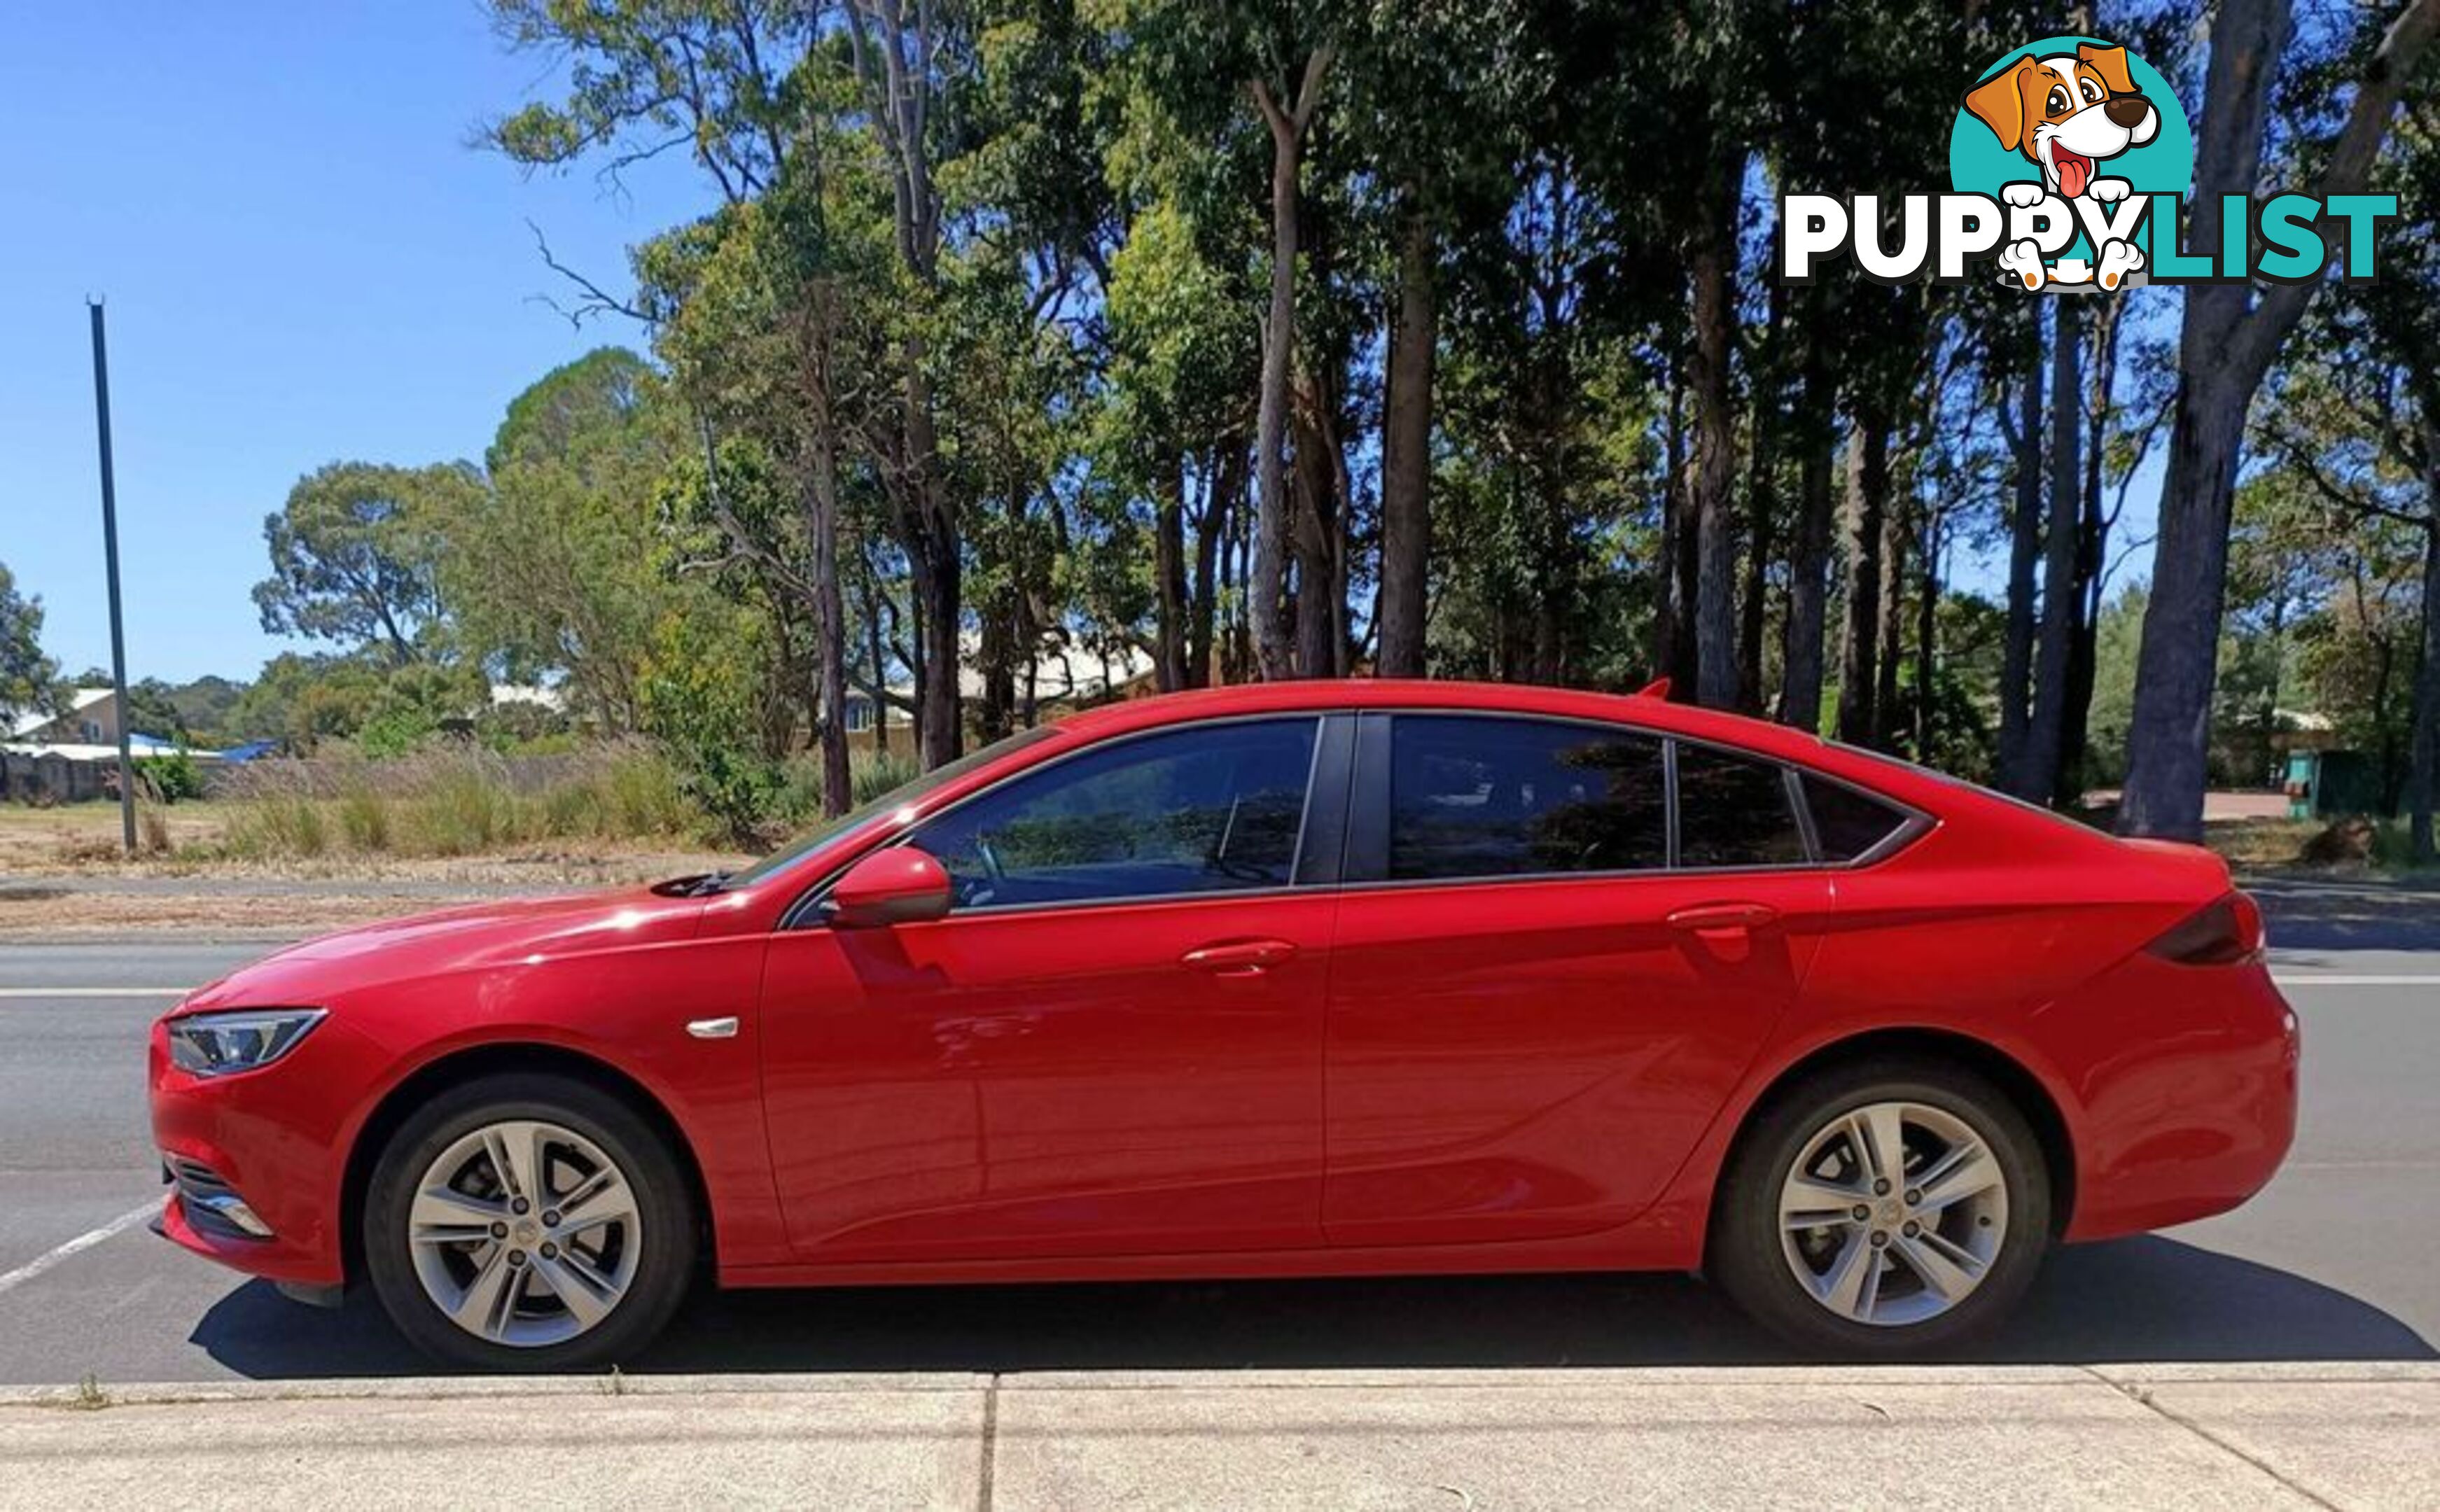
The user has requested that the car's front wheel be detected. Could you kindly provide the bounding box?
[1710,1057,2051,1356]
[363,1072,695,1370]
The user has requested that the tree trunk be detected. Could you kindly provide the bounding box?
[2121,374,2245,836]
[1782,438,1833,733]
[2119,0,2440,838]
[1687,151,1741,709]
[1248,52,1333,682]
[976,594,1015,743]
[2058,304,2118,808]
[1652,373,1686,684]
[805,328,851,819]
[860,566,892,759]
[1154,446,1190,692]
[1290,375,1338,678]
[1836,415,1887,746]
[1221,461,1253,686]
[2411,493,2439,862]
[1914,507,1941,757]
[1997,319,2043,792]
[1740,274,1792,713]
[1780,332,1835,732]
[901,371,961,769]
[1376,192,1436,679]
[1874,481,1908,748]
[1190,444,1234,690]
[2022,299,2082,805]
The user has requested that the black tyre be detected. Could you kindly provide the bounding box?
[362,1072,695,1371]
[1709,1056,2051,1357]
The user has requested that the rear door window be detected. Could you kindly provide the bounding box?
[1674,742,1809,868]
[1386,715,1668,880]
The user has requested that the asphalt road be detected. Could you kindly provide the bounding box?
[0,879,2433,1385]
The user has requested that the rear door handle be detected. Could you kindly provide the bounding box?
[1180,939,1298,976]
[1666,902,1780,933]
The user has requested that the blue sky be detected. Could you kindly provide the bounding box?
[1,3,705,682]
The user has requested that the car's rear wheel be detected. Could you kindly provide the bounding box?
[363,1072,694,1370]
[1710,1058,2051,1356]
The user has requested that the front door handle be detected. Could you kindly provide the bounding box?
[1666,902,1781,934]
[1180,938,1298,976]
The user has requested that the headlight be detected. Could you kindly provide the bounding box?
[166,1008,326,1077]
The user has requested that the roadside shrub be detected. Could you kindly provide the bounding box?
[135,750,206,804]
[853,749,921,806]
[222,792,330,858]
[355,707,438,760]
[596,746,694,836]
[637,635,786,846]
[400,762,520,855]
[336,782,391,851]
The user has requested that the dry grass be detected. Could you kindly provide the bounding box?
[2201,815,2440,878]
[2204,818,2323,871]
[0,801,238,872]
[0,883,488,939]
[207,743,701,861]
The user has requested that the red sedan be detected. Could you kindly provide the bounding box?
[149,680,2297,1366]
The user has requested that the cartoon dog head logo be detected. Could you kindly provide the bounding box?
[1965,43,2157,200]
[1950,36,2193,293]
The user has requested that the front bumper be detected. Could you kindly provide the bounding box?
[148,1018,358,1288]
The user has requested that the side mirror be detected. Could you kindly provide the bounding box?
[824,847,953,928]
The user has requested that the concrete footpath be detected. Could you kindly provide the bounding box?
[3,1364,2434,1509]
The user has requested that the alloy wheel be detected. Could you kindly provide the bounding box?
[1776,1100,2010,1327]
[405,1119,642,1348]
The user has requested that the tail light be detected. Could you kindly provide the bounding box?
[2147,891,2266,965]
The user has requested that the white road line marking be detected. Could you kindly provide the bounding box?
[0,987,190,997]
[0,1203,157,1298]
[2275,975,2440,987]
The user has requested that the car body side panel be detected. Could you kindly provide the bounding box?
[1322,871,1831,1247]
[1615,823,2294,1267]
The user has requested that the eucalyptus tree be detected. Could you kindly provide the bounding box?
[1332,0,1538,678]
[253,461,475,666]
[2119,0,2440,839]
[442,349,685,734]
[0,563,58,724]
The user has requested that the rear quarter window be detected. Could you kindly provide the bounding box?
[1800,774,1913,862]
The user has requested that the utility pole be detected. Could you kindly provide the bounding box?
[88,300,137,855]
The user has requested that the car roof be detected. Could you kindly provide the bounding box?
[1059,678,1847,769]
[1047,678,2113,854]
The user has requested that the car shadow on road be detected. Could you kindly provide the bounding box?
[188,1234,2435,1378]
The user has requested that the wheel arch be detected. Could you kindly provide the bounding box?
[1706,1026,2079,1251]
[339,1041,716,1287]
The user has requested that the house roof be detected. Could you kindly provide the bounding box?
[489,682,568,713]
[884,638,1158,708]
[7,687,113,740]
